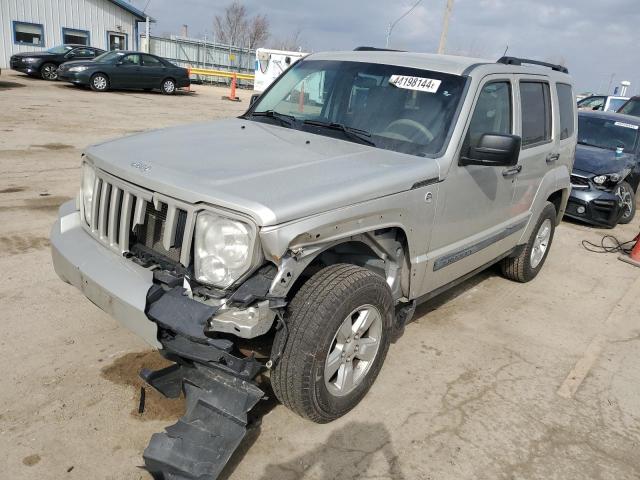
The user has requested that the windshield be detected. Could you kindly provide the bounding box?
[47,45,74,54]
[94,51,125,63]
[578,115,639,151]
[249,59,467,156]
[618,98,640,117]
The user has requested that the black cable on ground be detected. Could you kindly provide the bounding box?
[581,234,638,255]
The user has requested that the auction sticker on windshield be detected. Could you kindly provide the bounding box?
[389,75,441,93]
[614,121,639,130]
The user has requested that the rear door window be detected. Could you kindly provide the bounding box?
[556,83,575,140]
[520,81,552,147]
[142,55,163,67]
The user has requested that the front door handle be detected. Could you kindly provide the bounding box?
[546,153,560,164]
[502,165,522,177]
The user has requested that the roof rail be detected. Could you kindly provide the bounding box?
[497,56,569,74]
[354,46,406,52]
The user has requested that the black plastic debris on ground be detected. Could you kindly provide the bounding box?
[141,362,264,480]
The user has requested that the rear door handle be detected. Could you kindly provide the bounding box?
[502,165,522,177]
[546,153,560,164]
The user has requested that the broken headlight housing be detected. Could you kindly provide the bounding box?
[194,212,257,288]
[80,162,96,225]
[592,169,630,188]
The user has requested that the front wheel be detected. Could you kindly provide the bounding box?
[90,73,109,92]
[501,202,557,282]
[40,63,58,80]
[271,264,393,423]
[616,181,636,224]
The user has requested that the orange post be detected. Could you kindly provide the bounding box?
[223,73,240,101]
[619,232,640,268]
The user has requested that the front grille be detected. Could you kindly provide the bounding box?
[83,170,193,266]
[570,174,590,189]
[10,57,22,68]
[133,202,188,262]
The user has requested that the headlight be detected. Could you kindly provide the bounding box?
[81,163,96,225]
[194,212,255,288]
[68,66,89,72]
[22,57,39,63]
[593,170,629,186]
[593,175,607,185]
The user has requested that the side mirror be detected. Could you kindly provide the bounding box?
[460,133,521,167]
[249,93,260,106]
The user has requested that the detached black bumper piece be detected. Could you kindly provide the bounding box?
[141,286,267,479]
[142,362,264,480]
[565,188,622,228]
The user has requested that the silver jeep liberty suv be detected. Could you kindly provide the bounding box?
[51,49,576,479]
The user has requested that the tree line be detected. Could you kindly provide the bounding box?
[214,1,304,51]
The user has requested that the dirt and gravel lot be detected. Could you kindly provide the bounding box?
[1,70,640,480]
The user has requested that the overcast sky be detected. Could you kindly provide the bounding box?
[135,0,640,94]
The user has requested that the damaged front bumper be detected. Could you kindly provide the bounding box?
[51,200,283,479]
[565,187,623,228]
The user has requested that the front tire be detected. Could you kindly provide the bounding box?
[40,63,58,80]
[90,73,109,92]
[271,264,393,423]
[501,202,557,282]
[616,181,636,224]
[161,78,176,95]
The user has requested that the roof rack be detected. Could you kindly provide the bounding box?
[354,46,406,52]
[497,56,569,74]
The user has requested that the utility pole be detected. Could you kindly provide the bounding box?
[607,73,615,95]
[386,0,424,48]
[437,0,455,54]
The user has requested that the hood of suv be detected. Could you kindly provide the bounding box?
[573,144,635,175]
[85,118,440,226]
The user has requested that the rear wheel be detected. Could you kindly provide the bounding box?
[161,78,176,95]
[616,181,636,224]
[90,74,109,92]
[501,202,557,282]
[271,264,393,423]
[40,63,58,80]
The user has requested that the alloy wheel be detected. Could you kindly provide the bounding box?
[42,64,57,80]
[324,304,383,397]
[616,184,633,219]
[530,218,551,269]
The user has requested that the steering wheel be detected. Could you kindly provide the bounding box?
[381,119,434,143]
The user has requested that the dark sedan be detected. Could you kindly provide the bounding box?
[565,111,640,227]
[57,51,190,94]
[10,44,104,80]
[618,96,640,117]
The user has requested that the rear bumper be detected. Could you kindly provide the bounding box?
[565,188,622,227]
[50,200,161,348]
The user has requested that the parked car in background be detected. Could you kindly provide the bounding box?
[617,96,640,117]
[565,111,639,227]
[577,95,629,112]
[57,50,190,94]
[10,44,104,80]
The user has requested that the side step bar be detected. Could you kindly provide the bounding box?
[141,362,265,480]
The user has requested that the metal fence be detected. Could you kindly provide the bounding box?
[142,35,255,87]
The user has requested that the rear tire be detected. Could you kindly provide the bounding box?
[501,202,557,282]
[616,181,636,224]
[271,264,393,423]
[161,78,176,95]
[90,73,109,92]
[40,63,58,80]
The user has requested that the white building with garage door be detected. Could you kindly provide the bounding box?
[0,0,152,68]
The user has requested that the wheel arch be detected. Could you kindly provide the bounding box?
[547,188,569,225]
[268,227,412,304]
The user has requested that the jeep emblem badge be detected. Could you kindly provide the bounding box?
[131,161,151,172]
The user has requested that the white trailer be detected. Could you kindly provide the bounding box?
[254,48,307,93]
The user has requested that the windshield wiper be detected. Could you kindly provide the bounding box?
[303,120,376,147]
[250,110,296,127]
[578,141,603,149]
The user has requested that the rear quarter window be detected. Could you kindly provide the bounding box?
[520,81,552,147]
[556,83,575,140]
